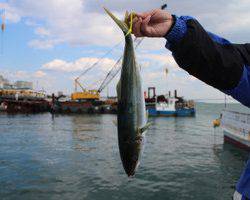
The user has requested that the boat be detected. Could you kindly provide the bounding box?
[145,87,195,117]
[0,89,50,113]
[51,93,116,114]
[221,109,250,150]
[4,99,50,113]
[0,102,7,111]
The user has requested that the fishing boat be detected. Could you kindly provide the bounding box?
[145,87,195,117]
[221,109,250,149]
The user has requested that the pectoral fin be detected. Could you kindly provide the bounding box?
[113,120,117,127]
[138,122,152,134]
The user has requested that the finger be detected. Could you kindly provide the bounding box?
[133,17,143,37]
[140,15,152,36]
[126,15,139,28]
[136,9,158,19]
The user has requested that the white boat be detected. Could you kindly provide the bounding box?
[221,109,250,149]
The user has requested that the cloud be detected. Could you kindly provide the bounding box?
[42,57,116,72]
[1,0,248,101]
[0,2,21,23]
[34,27,50,37]
[34,70,46,78]
[0,69,57,93]
[3,0,249,50]
[28,39,61,49]
[139,53,181,72]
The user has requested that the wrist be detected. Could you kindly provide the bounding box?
[164,15,188,49]
[165,15,176,36]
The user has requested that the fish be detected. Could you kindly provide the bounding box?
[104,7,150,177]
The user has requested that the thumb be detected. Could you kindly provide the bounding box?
[141,15,152,36]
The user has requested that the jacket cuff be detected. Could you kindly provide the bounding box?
[165,16,193,50]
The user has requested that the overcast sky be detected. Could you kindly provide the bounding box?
[0,0,249,102]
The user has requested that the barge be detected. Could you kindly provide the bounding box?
[0,89,50,113]
[221,109,250,150]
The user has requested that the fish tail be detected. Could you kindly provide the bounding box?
[103,7,129,35]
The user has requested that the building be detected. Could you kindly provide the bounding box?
[14,81,33,90]
[0,75,9,89]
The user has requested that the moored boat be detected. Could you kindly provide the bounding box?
[221,109,250,150]
[145,87,195,117]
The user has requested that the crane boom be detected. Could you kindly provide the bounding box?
[98,38,144,93]
[72,3,167,100]
[97,3,168,93]
[74,40,122,92]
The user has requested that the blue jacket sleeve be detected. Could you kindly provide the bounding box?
[236,159,250,198]
[165,16,250,108]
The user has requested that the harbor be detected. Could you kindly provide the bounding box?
[1,0,250,199]
[0,74,195,116]
[0,103,248,200]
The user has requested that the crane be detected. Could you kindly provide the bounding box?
[71,3,168,101]
[71,38,143,101]
[71,41,123,101]
[98,3,168,93]
[98,38,143,93]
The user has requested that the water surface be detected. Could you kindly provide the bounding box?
[0,103,249,200]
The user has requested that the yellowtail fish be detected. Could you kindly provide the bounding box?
[104,8,150,177]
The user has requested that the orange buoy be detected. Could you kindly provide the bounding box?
[213,119,221,128]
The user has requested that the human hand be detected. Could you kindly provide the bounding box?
[128,9,174,38]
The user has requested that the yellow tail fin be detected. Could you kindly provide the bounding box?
[103,7,129,35]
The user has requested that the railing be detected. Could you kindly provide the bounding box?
[221,110,250,136]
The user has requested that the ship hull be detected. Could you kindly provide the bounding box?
[52,100,116,114]
[221,110,250,151]
[223,130,250,150]
[4,100,50,113]
[148,107,195,117]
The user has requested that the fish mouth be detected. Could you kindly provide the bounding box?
[119,137,144,177]
[125,160,140,177]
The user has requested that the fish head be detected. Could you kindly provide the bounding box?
[119,134,145,177]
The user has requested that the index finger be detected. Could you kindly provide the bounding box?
[135,9,158,19]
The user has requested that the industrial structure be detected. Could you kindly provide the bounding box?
[0,75,49,113]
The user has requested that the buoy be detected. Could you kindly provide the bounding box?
[213,119,221,128]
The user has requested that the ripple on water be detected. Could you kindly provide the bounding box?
[0,104,248,200]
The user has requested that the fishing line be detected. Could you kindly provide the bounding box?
[125,12,135,37]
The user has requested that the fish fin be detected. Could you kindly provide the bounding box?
[138,122,152,134]
[103,7,129,35]
[113,120,117,127]
[124,11,129,22]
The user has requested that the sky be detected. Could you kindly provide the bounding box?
[0,0,249,102]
